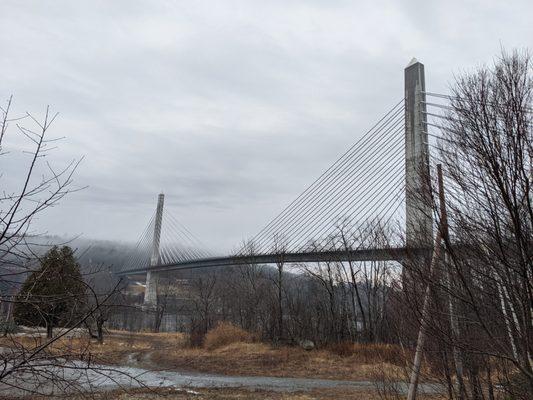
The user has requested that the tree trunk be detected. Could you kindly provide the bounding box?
[46,323,53,339]
[97,321,104,344]
[277,265,283,341]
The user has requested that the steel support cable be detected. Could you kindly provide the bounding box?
[424,109,487,125]
[251,115,406,253]
[423,110,452,120]
[313,180,406,253]
[425,144,450,165]
[166,212,212,256]
[125,211,155,266]
[278,157,403,253]
[159,245,171,264]
[256,131,405,253]
[253,125,405,253]
[252,115,406,252]
[375,189,406,235]
[164,214,210,258]
[252,110,406,250]
[317,180,406,252]
[423,91,533,114]
[165,238,197,261]
[167,246,185,264]
[168,239,197,262]
[345,189,407,251]
[250,105,405,250]
[122,211,156,271]
[425,121,467,136]
[423,130,460,144]
[160,223,193,262]
[277,125,405,239]
[160,217,190,257]
[293,154,405,251]
[165,242,187,263]
[164,212,211,258]
[294,159,405,252]
[423,110,522,139]
[162,220,201,260]
[165,245,186,263]
[143,215,158,265]
[157,247,167,264]
[134,216,156,269]
[249,101,405,248]
[308,158,404,248]
[158,226,181,263]
[315,187,405,254]
[163,217,205,260]
[271,139,405,254]
[165,212,201,246]
[247,101,405,250]
[262,128,406,253]
[421,101,454,111]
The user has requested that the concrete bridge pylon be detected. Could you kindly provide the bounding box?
[144,193,164,307]
[404,59,433,248]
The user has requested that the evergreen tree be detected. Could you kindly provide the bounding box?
[13,246,86,338]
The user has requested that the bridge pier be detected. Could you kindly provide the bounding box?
[144,193,165,308]
[404,59,432,249]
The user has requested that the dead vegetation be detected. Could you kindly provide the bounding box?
[203,322,255,351]
[0,328,419,382]
[0,330,186,366]
[12,386,446,400]
[149,340,420,382]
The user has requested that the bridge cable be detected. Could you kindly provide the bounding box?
[297,161,405,252]
[251,107,405,253]
[278,126,405,252]
[254,121,405,253]
[121,210,156,272]
[249,102,404,250]
[166,212,213,257]
[253,111,405,251]
[247,100,405,252]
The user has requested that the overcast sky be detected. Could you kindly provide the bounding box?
[1,0,532,252]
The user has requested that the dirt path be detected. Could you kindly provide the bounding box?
[0,359,443,398]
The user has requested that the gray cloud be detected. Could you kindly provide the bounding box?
[1,0,532,251]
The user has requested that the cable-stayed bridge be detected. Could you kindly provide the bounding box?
[118,59,448,306]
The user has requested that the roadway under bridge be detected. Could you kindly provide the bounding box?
[117,246,430,277]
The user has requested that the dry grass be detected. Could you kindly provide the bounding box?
[0,330,187,366]
[0,331,449,399]
[15,386,446,400]
[0,330,425,383]
[203,322,254,351]
[150,340,416,382]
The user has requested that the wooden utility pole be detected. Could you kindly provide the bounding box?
[439,167,466,398]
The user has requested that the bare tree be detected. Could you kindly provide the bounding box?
[0,97,82,274]
[0,98,142,396]
[85,267,124,343]
[271,234,288,341]
[190,271,218,343]
[402,49,533,399]
[153,272,173,333]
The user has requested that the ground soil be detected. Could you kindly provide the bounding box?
[14,386,446,400]
[13,330,423,382]
[0,330,440,399]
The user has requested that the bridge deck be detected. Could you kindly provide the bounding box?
[118,246,427,276]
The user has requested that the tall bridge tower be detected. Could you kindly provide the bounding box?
[144,193,164,307]
[404,59,433,248]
